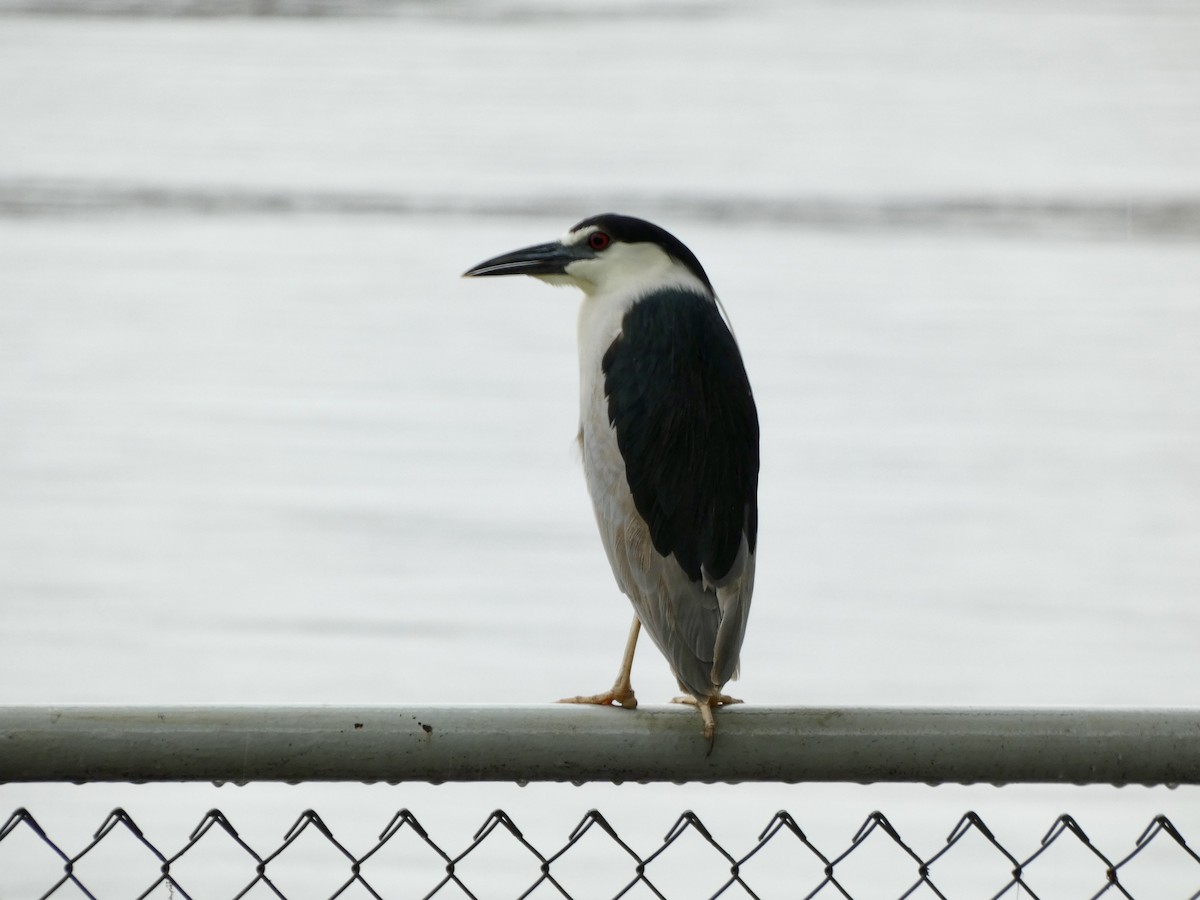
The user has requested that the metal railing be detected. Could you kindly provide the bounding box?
[3,704,1199,785]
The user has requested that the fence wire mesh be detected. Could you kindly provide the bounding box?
[2,805,1198,900]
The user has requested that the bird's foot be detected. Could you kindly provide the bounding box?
[671,693,742,707]
[672,694,741,752]
[558,685,638,710]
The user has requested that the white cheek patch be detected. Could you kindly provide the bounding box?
[576,242,709,300]
[561,256,603,291]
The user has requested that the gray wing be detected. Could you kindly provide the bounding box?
[596,501,755,697]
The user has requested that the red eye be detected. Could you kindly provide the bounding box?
[588,231,611,251]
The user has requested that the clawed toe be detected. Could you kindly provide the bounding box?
[558,688,638,709]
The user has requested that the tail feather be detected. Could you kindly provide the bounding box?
[711,547,755,690]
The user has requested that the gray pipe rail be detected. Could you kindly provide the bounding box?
[1,705,1197,786]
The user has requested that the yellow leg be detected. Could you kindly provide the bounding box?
[558,617,640,709]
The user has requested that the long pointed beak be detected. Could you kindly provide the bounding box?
[462,241,588,279]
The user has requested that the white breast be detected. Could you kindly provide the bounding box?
[576,287,639,588]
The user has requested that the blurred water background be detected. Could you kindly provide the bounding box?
[1,0,1199,895]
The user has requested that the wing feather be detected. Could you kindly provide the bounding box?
[602,289,759,584]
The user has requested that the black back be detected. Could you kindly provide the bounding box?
[601,288,759,583]
[572,213,715,296]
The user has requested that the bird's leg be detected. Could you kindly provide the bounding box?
[558,617,640,709]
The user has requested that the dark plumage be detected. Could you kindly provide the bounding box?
[602,289,759,584]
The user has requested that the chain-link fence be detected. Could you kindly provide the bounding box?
[3,805,1199,899]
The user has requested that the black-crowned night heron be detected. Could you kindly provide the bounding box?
[464,214,759,743]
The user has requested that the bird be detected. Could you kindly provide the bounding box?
[463,214,759,744]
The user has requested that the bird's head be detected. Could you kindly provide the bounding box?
[463,213,714,300]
